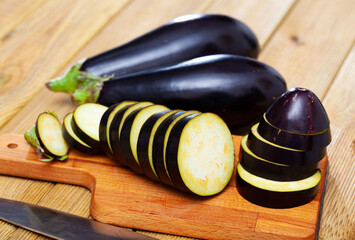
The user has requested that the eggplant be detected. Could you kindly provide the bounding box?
[99,101,136,157]
[119,105,169,173]
[240,135,319,181]
[236,163,321,208]
[47,14,259,101]
[71,103,108,149]
[247,124,326,165]
[25,111,69,161]
[166,113,235,196]
[136,110,175,181]
[153,110,199,186]
[109,102,152,166]
[258,114,331,150]
[51,55,286,134]
[63,113,99,154]
[264,87,330,134]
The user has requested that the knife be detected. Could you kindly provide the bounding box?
[0,198,157,240]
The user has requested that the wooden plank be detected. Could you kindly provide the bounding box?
[205,0,296,48]
[318,44,355,240]
[0,0,47,41]
[0,134,327,240]
[259,0,355,98]
[0,0,132,128]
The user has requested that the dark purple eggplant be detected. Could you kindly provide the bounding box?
[47,14,259,100]
[236,163,321,208]
[264,88,330,134]
[50,55,285,134]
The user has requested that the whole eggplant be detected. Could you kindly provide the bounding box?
[46,14,259,98]
[96,54,286,134]
[80,14,259,78]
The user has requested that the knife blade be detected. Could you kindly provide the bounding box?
[0,198,157,240]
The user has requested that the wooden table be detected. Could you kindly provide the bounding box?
[0,0,354,239]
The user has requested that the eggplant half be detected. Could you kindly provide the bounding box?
[63,113,99,155]
[120,105,169,173]
[166,113,235,196]
[47,14,259,101]
[109,102,152,166]
[153,110,199,186]
[71,103,108,149]
[248,124,326,165]
[236,163,321,208]
[240,135,319,181]
[137,110,177,181]
[25,111,69,161]
[53,55,285,134]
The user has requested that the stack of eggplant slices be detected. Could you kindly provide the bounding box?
[237,88,331,208]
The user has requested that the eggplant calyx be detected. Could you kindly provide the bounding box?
[45,63,112,104]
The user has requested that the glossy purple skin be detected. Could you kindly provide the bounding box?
[265,88,330,133]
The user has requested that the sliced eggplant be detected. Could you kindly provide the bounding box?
[248,124,326,165]
[258,114,331,150]
[264,88,330,134]
[63,113,99,154]
[120,105,169,173]
[99,101,136,157]
[236,163,321,208]
[137,110,177,181]
[166,113,235,196]
[240,135,319,181]
[24,111,69,161]
[71,103,108,149]
[153,110,199,186]
[109,102,152,165]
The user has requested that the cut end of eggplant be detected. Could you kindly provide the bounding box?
[33,112,69,160]
[265,87,330,134]
[175,113,235,196]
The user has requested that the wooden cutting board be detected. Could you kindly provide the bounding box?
[0,133,327,240]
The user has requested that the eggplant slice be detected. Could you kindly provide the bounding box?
[63,113,99,154]
[137,110,177,181]
[248,124,326,165]
[166,113,235,196]
[120,104,169,173]
[240,135,319,181]
[236,163,321,208]
[35,112,69,158]
[71,103,108,149]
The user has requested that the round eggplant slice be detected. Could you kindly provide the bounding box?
[99,101,136,157]
[109,102,152,165]
[240,135,319,181]
[71,103,108,149]
[36,112,69,158]
[153,110,199,186]
[265,87,330,134]
[63,113,99,154]
[258,114,331,150]
[137,110,177,181]
[120,104,169,173]
[248,124,326,165]
[236,163,321,208]
[166,113,235,196]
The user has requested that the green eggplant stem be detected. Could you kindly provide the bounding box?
[45,62,112,104]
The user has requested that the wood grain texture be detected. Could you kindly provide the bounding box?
[0,0,131,127]
[0,134,327,240]
[318,44,355,240]
[259,0,355,98]
[205,0,296,48]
